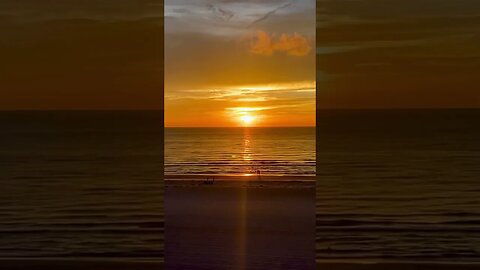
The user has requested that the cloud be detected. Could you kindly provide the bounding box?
[248,2,292,27]
[165,80,316,127]
[250,30,312,56]
[0,0,162,22]
[165,81,315,106]
[316,0,480,109]
[207,4,234,21]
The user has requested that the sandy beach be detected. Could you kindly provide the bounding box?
[1,260,479,270]
[165,175,316,270]
[1,260,480,270]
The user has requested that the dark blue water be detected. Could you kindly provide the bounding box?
[317,109,480,263]
[0,111,163,259]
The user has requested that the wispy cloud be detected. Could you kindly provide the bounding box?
[165,81,315,101]
[165,0,314,37]
[248,2,292,27]
[207,3,234,21]
[317,0,480,109]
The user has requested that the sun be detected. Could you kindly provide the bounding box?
[240,115,255,126]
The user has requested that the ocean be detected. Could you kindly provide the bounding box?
[317,109,480,263]
[3,109,479,263]
[0,111,163,259]
[165,127,316,176]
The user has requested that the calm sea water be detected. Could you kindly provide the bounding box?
[4,109,478,262]
[165,127,316,176]
[317,109,480,263]
[0,111,163,258]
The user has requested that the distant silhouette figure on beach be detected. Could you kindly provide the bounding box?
[204,177,214,185]
[256,169,261,180]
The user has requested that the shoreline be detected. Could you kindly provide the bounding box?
[165,174,315,189]
[165,174,316,181]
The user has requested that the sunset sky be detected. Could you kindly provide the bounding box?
[317,0,480,109]
[0,0,162,110]
[2,0,477,113]
[164,0,316,127]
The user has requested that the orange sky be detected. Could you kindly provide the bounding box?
[164,0,315,127]
[2,1,480,111]
[0,1,163,110]
[317,0,480,109]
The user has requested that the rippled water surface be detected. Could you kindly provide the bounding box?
[0,111,163,258]
[165,127,316,176]
[317,109,480,263]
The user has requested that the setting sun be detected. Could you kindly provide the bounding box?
[240,115,255,126]
[164,0,315,128]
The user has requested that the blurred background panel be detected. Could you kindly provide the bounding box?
[317,0,480,267]
[0,1,164,268]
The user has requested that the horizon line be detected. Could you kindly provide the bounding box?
[164,126,316,128]
[0,109,165,112]
[1,107,480,111]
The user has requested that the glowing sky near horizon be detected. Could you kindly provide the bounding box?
[164,0,316,127]
[2,1,476,111]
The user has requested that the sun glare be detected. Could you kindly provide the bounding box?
[240,115,255,126]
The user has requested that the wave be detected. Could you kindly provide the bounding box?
[316,219,480,227]
[0,250,164,258]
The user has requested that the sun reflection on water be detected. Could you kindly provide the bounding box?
[242,128,254,175]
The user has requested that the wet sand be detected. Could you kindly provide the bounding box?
[165,176,316,270]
